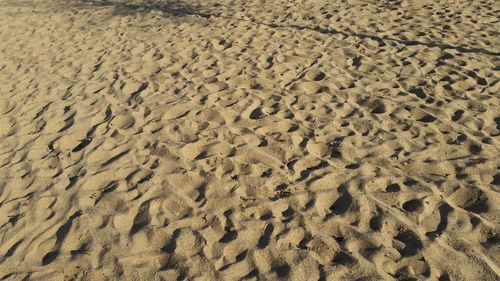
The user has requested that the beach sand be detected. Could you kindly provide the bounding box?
[0,0,499,280]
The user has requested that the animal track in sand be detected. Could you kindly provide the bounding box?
[304,68,326,81]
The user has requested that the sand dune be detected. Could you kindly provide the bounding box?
[0,0,499,280]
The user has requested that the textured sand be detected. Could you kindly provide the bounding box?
[0,0,499,280]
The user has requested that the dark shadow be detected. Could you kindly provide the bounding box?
[89,1,496,57]
[426,203,453,239]
[394,229,422,257]
[274,264,290,278]
[257,223,274,249]
[70,0,211,18]
[10,0,499,58]
[329,185,353,216]
[255,22,499,57]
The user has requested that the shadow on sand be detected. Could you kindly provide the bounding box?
[26,0,500,57]
[71,0,206,17]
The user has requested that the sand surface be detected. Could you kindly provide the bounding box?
[0,0,499,280]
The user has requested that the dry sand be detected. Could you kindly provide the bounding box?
[0,0,499,280]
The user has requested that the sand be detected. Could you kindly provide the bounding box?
[0,0,499,280]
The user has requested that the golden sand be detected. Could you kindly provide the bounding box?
[0,0,499,280]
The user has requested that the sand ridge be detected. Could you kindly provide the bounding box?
[0,0,499,280]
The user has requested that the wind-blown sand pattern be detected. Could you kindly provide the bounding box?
[0,0,499,280]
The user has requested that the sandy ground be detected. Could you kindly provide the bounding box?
[0,0,499,280]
